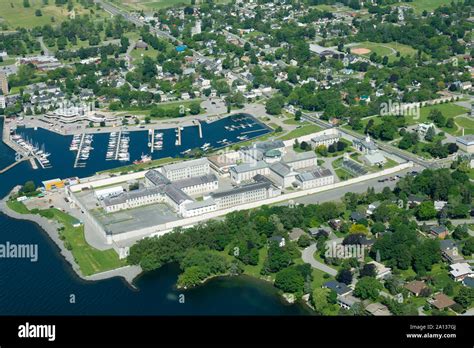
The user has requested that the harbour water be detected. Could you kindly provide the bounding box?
[0,116,312,315]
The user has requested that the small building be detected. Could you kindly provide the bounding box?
[366,201,381,215]
[456,135,474,154]
[269,236,285,248]
[295,168,334,190]
[337,294,360,310]
[429,225,449,239]
[323,281,352,297]
[462,277,474,289]
[350,211,365,222]
[365,302,392,316]
[42,178,65,191]
[449,263,473,281]
[440,240,464,264]
[95,186,124,200]
[404,280,428,297]
[289,228,306,242]
[430,293,455,310]
[329,219,342,231]
[368,261,392,280]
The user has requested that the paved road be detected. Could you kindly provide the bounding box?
[301,243,337,276]
[286,165,422,206]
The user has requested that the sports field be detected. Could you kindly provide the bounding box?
[396,0,453,13]
[350,41,418,62]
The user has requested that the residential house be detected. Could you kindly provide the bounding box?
[430,225,449,239]
[440,240,465,264]
[368,261,392,280]
[449,262,473,281]
[404,280,428,297]
[323,281,352,297]
[289,228,305,242]
[430,293,455,310]
[269,236,285,248]
[365,302,392,316]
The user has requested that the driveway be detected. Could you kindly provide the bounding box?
[301,244,337,276]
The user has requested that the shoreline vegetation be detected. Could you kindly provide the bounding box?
[1,193,137,281]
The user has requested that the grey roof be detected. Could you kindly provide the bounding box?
[323,281,352,296]
[440,239,457,251]
[163,158,209,172]
[164,185,192,205]
[269,162,294,178]
[456,135,474,145]
[103,187,163,207]
[230,160,268,174]
[173,173,218,190]
[430,225,448,235]
[282,151,317,164]
[311,133,340,142]
[296,168,333,182]
[145,170,170,186]
[211,181,271,199]
[184,198,215,210]
[463,277,474,288]
[254,140,285,152]
[354,138,377,151]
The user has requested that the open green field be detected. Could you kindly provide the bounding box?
[350,41,417,62]
[130,47,159,64]
[6,201,125,275]
[45,208,126,275]
[278,124,323,141]
[0,0,94,29]
[453,116,474,136]
[97,156,180,174]
[395,0,453,13]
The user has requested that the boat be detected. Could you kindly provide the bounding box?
[133,154,152,165]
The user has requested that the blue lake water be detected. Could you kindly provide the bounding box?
[0,116,312,315]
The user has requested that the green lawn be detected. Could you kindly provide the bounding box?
[278,125,323,141]
[130,47,159,64]
[406,102,469,125]
[350,41,417,62]
[395,0,453,13]
[97,156,180,174]
[43,208,126,275]
[0,0,95,29]
[6,201,125,275]
[453,116,474,136]
[7,200,31,214]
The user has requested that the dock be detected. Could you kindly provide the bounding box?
[150,129,155,153]
[73,133,86,168]
[114,131,122,160]
[176,127,181,146]
[196,120,203,139]
[0,157,30,174]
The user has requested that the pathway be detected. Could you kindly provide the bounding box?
[301,243,337,276]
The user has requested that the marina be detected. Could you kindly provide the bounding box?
[1,113,271,174]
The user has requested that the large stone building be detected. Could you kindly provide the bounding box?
[230,160,270,184]
[210,175,280,210]
[162,158,210,181]
[295,168,334,190]
[282,151,317,170]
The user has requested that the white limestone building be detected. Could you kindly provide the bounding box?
[162,158,210,181]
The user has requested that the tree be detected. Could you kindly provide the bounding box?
[23,0,30,7]
[454,287,474,308]
[354,276,382,300]
[360,263,377,278]
[462,238,474,256]
[297,234,311,248]
[424,126,436,142]
[21,181,36,193]
[35,9,43,16]
[274,267,305,294]
[336,269,353,285]
[349,224,368,235]
[416,201,437,220]
[189,103,201,115]
[311,288,330,314]
[265,95,285,115]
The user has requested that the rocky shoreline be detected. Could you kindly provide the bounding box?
[0,195,142,286]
